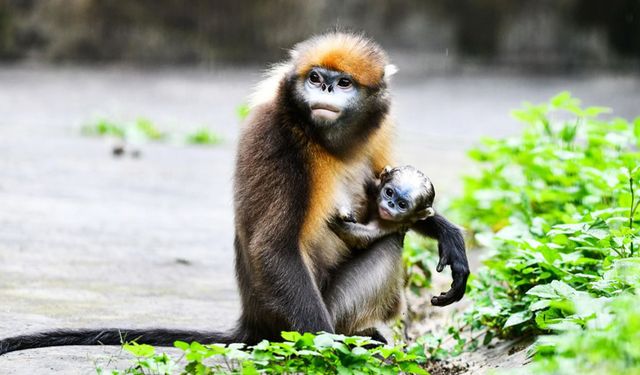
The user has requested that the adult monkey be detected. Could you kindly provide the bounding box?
[0,32,468,354]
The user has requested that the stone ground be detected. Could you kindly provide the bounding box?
[0,65,638,374]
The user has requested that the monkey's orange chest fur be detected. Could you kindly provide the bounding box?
[301,119,393,246]
[299,128,392,271]
[299,148,364,270]
[301,144,347,242]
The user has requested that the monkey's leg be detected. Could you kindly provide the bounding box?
[323,234,404,336]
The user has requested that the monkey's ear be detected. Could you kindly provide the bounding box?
[417,207,435,220]
[384,64,398,83]
[379,165,393,180]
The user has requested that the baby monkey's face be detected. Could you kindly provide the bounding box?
[377,167,435,223]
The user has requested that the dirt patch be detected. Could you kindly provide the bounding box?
[425,359,470,375]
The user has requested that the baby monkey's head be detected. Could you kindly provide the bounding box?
[377,165,435,223]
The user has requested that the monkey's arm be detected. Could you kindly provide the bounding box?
[411,213,469,306]
[329,218,400,249]
[235,128,335,334]
[249,232,334,333]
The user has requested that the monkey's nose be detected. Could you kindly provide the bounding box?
[387,201,395,208]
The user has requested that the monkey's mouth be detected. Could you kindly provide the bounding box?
[310,104,341,121]
[379,206,394,221]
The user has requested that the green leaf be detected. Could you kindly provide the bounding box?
[503,311,532,328]
[313,334,335,348]
[550,91,572,108]
[530,299,552,311]
[583,106,611,117]
[174,341,189,350]
[236,103,251,121]
[527,284,558,299]
[123,342,155,358]
[281,331,301,342]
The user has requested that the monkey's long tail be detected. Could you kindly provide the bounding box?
[0,328,241,355]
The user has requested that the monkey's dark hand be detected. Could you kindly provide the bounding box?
[410,213,470,307]
[431,240,469,306]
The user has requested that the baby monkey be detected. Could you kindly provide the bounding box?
[331,165,436,249]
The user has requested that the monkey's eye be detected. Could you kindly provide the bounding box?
[398,200,407,210]
[385,188,394,197]
[337,78,352,88]
[309,71,321,84]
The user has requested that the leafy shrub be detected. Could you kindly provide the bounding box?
[527,294,640,374]
[446,92,640,369]
[82,118,223,147]
[98,332,428,375]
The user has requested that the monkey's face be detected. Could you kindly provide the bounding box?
[285,63,389,156]
[377,170,435,223]
[377,181,420,223]
[299,67,362,126]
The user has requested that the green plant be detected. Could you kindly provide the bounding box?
[526,294,640,374]
[403,232,438,296]
[96,342,177,375]
[81,118,166,142]
[439,92,640,369]
[82,119,126,139]
[82,118,224,147]
[135,118,166,141]
[185,128,223,146]
[236,103,251,122]
[99,332,429,375]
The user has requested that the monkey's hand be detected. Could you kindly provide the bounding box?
[328,216,349,233]
[430,237,469,306]
[410,213,470,306]
[328,217,364,234]
[337,207,357,223]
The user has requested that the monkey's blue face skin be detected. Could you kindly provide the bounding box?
[377,182,416,222]
[303,68,360,123]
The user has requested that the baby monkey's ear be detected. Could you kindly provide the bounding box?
[417,207,436,220]
[379,165,393,180]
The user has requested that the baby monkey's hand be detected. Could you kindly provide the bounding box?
[328,209,354,233]
[337,206,357,223]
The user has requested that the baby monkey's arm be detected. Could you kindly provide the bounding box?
[330,219,394,249]
[330,209,407,249]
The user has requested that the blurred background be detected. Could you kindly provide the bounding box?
[1,0,640,70]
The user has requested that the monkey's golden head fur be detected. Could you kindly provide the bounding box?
[292,32,390,88]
